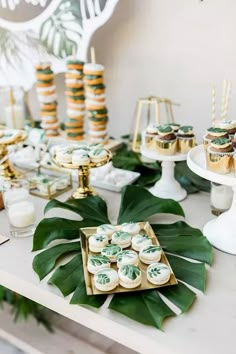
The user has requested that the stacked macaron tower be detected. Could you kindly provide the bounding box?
[85,222,173,293]
[204,119,236,174]
[35,63,60,137]
[83,63,109,144]
[64,58,86,141]
[143,123,195,155]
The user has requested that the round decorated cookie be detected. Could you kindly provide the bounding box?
[88,233,108,253]
[94,268,119,292]
[101,244,122,262]
[96,224,115,240]
[72,150,90,166]
[118,265,142,289]
[111,231,131,248]
[139,245,162,264]
[121,222,140,236]
[116,250,139,268]
[89,148,108,163]
[132,233,152,251]
[87,254,110,275]
[147,262,171,285]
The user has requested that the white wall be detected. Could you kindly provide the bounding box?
[87,0,236,140]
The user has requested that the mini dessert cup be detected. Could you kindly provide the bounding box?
[155,125,177,155]
[203,127,228,150]
[144,133,156,150]
[177,126,195,153]
[206,138,234,174]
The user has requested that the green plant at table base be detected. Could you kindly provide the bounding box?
[0,285,52,332]
[112,143,210,193]
[32,185,212,330]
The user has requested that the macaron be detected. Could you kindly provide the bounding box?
[132,233,152,252]
[87,254,110,275]
[101,244,122,262]
[116,250,139,268]
[111,231,131,249]
[121,222,140,236]
[88,233,108,253]
[96,224,115,240]
[71,150,90,166]
[89,148,108,163]
[118,265,142,289]
[94,268,119,292]
[139,245,162,264]
[147,262,171,285]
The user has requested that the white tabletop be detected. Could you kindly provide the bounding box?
[0,188,235,354]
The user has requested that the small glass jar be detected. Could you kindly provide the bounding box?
[210,182,233,216]
[2,179,36,237]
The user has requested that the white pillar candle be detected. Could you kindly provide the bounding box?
[4,105,25,129]
[8,200,36,228]
[211,184,233,210]
[4,188,29,206]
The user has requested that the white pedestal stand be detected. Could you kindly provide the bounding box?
[187,144,236,255]
[141,146,187,202]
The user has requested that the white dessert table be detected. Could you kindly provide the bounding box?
[0,188,236,354]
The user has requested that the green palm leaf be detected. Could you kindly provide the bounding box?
[32,185,212,330]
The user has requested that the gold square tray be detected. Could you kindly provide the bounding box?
[80,222,177,295]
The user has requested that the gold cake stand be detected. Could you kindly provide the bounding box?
[52,150,112,199]
[0,130,27,180]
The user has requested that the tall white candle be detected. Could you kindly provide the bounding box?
[4,105,24,129]
[8,200,36,228]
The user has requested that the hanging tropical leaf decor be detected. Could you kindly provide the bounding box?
[32,185,212,330]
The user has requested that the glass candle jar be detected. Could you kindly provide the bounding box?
[210,182,233,216]
[2,179,36,237]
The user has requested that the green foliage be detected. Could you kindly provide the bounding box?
[32,185,212,330]
[0,285,52,331]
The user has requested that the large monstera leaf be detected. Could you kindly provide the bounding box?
[32,185,212,330]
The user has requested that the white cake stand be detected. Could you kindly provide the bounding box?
[141,146,187,201]
[187,144,236,255]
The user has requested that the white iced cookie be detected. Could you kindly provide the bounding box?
[89,148,108,163]
[111,231,131,249]
[116,250,139,268]
[139,245,162,264]
[89,143,104,150]
[72,150,90,166]
[84,63,104,73]
[88,233,108,253]
[96,224,115,240]
[132,233,152,252]
[94,268,119,292]
[101,244,122,262]
[118,265,142,289]
[121,222,140,236]
[56,149,72,164]
[147,262,171,285]
[87,254,110,275]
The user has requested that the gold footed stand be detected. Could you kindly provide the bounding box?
[0,130,27,180]
[52,150,112,199]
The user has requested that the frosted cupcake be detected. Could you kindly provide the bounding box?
[147,262,171,285]
[111,231,132,248]
[132,233,152,252]
[88,233,108,253]
[206,137,234,174]
[116,250,139,268]
[203,127,228,149]
[217,119,236,137]
[144,124,159,150]
[155,125,177,155]
[94,268,119,292]
[232,133,236,148]
[139,245,162,264]
[118,265,142,289]
[101,244,122,262]
[87,254,110,274]
[96,224,115,240]
[177,126,195,153]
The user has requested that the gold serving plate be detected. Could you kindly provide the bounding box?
[80,222,177,296]
[51,149,112,199]
[206,149,233,174]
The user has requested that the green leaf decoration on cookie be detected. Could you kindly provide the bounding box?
[142,245,161,254]
[113,231,130,240]
[103,244,121,255]
[94,235,106,242]
[121,265,140,280]
[148,265,167,278]
[136,234,149,243]
[96,273,110,285]
[117,251,135,262]
[32,185,212,330]
[89,256,109,267]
